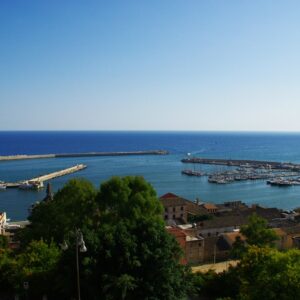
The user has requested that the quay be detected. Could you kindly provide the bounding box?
[2,164,87,190]
[29,164,87,182]
[181,157,300,171]
[0,150,169,162]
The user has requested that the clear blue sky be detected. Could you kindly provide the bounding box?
[1,0,300,131]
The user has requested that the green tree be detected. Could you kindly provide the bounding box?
[85,176,188,300]
[0,240,61,299]
[238,246,300,300]
[232,213,278,258]
[21,178,97,244]
[0,235,8,249]
[241,214,278,247]
[188,269,240,300]
[15,240,62,299]
[19,176,189,300]
[0,247,16,295]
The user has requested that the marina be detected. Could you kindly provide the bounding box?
[1,164,87,190]
[182,157,300,186]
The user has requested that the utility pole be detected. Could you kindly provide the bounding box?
[213,243,216,264]
[76,230,81,300]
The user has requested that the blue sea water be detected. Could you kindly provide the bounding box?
[1,131,300,220]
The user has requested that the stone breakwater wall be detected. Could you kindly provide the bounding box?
[181,157,300,171]
[0,150,169,162]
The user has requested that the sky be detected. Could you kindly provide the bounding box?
[1,0,300,131]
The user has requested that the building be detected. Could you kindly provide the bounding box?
[160,193,208,224]
[0,212,6,235]
[43,182,54,202]
[160,193,188,223]
[202,203,218,214]
[195,215,248,237]
[166,227,187,265]
[167,226,204,264]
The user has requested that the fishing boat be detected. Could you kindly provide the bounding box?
[181,170,204,177]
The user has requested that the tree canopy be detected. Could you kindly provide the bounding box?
[3,176,189,300]
[238,246,300,300]
[240,213,278,248]
[232,213,278,258]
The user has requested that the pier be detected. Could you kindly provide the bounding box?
[1,164,87,190]
[181,157,300,171]
[0,150,169,162]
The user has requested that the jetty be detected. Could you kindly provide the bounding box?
[0,150,169,162]
[181,157,300,171]
[2,164,87,190]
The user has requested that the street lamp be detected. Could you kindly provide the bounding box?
[61,229,87,300]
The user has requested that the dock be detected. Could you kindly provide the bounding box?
[181,157,300,171]
[0,150,169,162]
[2,164,87,190]
[29,164,87,182]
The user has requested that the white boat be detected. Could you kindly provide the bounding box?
[19,181,44,190]
[0,184,6,190]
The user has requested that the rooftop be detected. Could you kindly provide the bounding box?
[160,193,189,207]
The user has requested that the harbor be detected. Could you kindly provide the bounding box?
[181,157,300,171]
[0,164,87,190]
[181,157,300,186]
[0,150,169,162]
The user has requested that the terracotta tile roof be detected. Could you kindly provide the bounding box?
[241,206,282,221]
[203,203,218,210]
[198,215,248,230]
[160,192,180,199]
[273,228,286,237]
[221,231,245,245]
[160,193,188,207]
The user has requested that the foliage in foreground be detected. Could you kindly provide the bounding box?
[190,214,300,300]
[1,176,189,300]
[231,213,278,258]
[190,246,300,300]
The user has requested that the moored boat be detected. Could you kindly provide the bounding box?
[19,181,44,190]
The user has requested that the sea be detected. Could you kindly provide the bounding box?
[1,131,300,221]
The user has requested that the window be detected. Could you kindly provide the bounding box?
[180,213,183,218]
[165,208,168,213]
[207,232,211,237]
[173,214,175,219]
[164,215,168,220]
[173,207,175,212]
[181,206,184,211]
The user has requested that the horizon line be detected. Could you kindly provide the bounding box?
[1,129,300,134]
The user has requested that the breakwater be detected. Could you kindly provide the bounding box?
[181,157,300,171]
[2,164,87,189]
[0,150,169,162]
